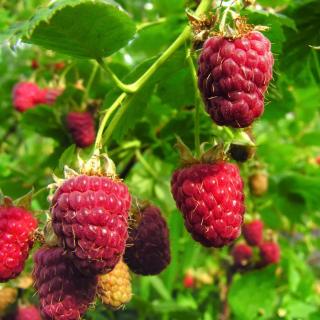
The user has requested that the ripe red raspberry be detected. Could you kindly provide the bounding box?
[51,175,131,275]
[124,205,170,275]
[242,220,264,246]
[0,206,37,282]
[259,241,280,266]
[15,305,41,320]
[232,243,253,267]
[66,112,96,148]
[33,247,97,320]
[171,162,245,247]
[198,31,273,128]
[12,82,42,112]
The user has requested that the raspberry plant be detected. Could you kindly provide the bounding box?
[1,0,320,319]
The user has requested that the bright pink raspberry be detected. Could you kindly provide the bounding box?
[51,175,131,275]
[33,247,97,320]
[66,112,96,148]
[198,31,274,128]
[232,243,253,266]
[171,162,245,247]
[0,206,37,282]
[259,241,280,266]
[12,82,42,112]
[243,220,264,246]
[15,305,41,320]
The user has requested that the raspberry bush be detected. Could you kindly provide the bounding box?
[0,0,320,319]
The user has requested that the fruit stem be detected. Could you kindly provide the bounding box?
[219,4,232,33]
[32,186,48,199]
[187,50,201,157]
[96,0,212,147]
[137,17,167,32]
[81,61,99,110]
[96,58,136,93]
[94,93,127,150]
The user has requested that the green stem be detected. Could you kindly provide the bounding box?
[219,4,232,33]
[187,50,201,156]
[81,62,99,109]
[32,186,48,199]
[137,17,167,31]
[97,58,135,93]
[96,0,212,147]
[94,93,127,149]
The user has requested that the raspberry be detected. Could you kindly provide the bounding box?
[171,162,245,247]
[66,112,96,148]
[232,243,253,266]
[0,206,37,282]
[51,174,131,275]
[259,241,280,266]
[15,305,41,320]
[249,172,268,196]
[242,220,264,246]
[124,205,171,275]
[97,259,132,310]
[183,274,195,289]
[33,247,97,320]
[12,82,42,112]
[31,59,39,70]
[0,287,17,316]
[198,31,273,127]
[39,88,63,105]
[229,144,256,162]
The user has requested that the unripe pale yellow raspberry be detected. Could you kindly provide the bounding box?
[0,287,18,315]
[97,259,132,309]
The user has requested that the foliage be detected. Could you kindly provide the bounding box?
[1,0,320,319]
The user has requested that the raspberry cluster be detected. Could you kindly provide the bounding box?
[232,220,280,268]
[171,162,245,247]
[0,206,37,282]
[124,205,171,275]
[198,31,273,128]
[12,82,61,112]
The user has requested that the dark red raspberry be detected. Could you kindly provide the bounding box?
[0,206,37,282]
[232,243,253,266]
[12,82,42,112]
[51,175,131,275]
[259,241,280,266]
[31,59,39,70]
[66,112,96,148]
[198,31,273,127]
[242,220,264,246]
[33,247,97,320]
[124,205,170,275]
[171,162,245,247]
[15,305,41,320]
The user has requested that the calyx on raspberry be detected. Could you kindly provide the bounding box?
[124,201,171,275]
[171,138,245,248]
[49,152,131,276]
[33,247,97,320]
[0,197,38,282]
[197,15,274,128]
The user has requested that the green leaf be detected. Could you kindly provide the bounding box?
[12,0,136,59]
[228,268,277,320]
